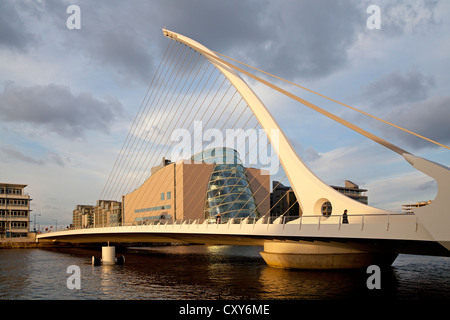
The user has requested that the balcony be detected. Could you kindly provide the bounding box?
[1,204,30,210]
[0,193,31,200]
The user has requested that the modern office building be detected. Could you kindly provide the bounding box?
[72,204,94,229]
[0,183,31,238]
[270,180,368,217]
[93,200,122,227]
[270,181,301,217]
[73,200,122,229]
[124,148,270,224]
[402,200,432,214]
[330,180,368,205]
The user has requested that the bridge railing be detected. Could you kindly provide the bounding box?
[64,212,418,233]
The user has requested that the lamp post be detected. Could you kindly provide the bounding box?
[33,213,41,232]
[52,219,58,232]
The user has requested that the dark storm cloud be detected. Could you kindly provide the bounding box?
[2,0,441,83]
[12,0,366,83]
[355,68,448,150]
[382,95,450,149]
[0,82,123,138]
[148,0,365,80]
[360,68,435,108]
[68,0,272,84]
[0,1,38,51]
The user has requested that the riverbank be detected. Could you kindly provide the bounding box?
[0,233,181,249]
[0,239,96,249]
[0,233,96,249]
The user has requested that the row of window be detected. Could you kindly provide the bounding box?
[0,199,29,206]
[0,222,28,228]
[191,148,242,165]
[0,210,28,216]
[160,191,171,200]
[135,205,171,214]
[0,188,23,195]
[135,214,172,221]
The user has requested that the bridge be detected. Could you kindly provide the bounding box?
[37,29,450,269]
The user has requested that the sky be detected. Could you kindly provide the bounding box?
[0,0,449,229]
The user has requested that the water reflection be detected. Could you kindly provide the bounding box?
[258,265,400,299]
[98,264,117,295]
[0,250,31,299]
[0,245,448,300]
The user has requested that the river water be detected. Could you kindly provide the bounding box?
[0,245,449,301]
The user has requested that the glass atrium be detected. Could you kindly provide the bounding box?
[192,148,259,220]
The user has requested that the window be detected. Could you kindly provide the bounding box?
[161,193,165,200]
[321,201,332,217]
[135,205,171,214]
[167,191,171,200]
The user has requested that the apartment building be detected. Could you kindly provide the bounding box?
[0,183,31,238]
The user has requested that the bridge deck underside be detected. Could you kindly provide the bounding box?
[38,231,449,257]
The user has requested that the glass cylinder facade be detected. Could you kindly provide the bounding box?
[192,148,259,220]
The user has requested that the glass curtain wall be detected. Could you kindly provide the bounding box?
[192,148,259,220]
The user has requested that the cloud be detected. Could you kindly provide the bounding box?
[3,0,369,84]
[359,68,435,108]
[382,95,450,149]
[0,145,44,165]
[0,0,446,226]
[0,144,72,167]
[0,82,124,138]
[352,68,448,150]
[0,1,38,51]
[367,170,437,211]
[1,0,443,87]
[376,0,440,36]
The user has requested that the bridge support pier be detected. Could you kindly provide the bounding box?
[102,245,116,265]
[92,244,125,266]
[260,241,398,269]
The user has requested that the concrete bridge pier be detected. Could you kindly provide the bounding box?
[102,245,116,265]
[92,243,125,266]
[260,240,398,269]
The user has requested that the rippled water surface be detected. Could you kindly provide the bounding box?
[0,245,449,300]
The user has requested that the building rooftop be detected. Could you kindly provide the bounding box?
[0,183,28,188]
[330,180,367,192]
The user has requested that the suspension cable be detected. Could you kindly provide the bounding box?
[212,50,450,151]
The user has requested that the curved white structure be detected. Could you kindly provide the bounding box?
[37,29,449,270]
[162,29,390,219]
[162,29,448,219]
[403,154,450,250]
[161,29,450,267]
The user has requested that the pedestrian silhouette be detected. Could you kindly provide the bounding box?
[342,209,349,224]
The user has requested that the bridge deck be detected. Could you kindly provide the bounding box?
[36,214,449,256]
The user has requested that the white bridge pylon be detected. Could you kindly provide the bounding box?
[37,29,450,267]
[161,30,388,217]
[162,28,387,219]
[162,28,450,248]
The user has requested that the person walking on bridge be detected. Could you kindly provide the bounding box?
[342,209,349,224]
